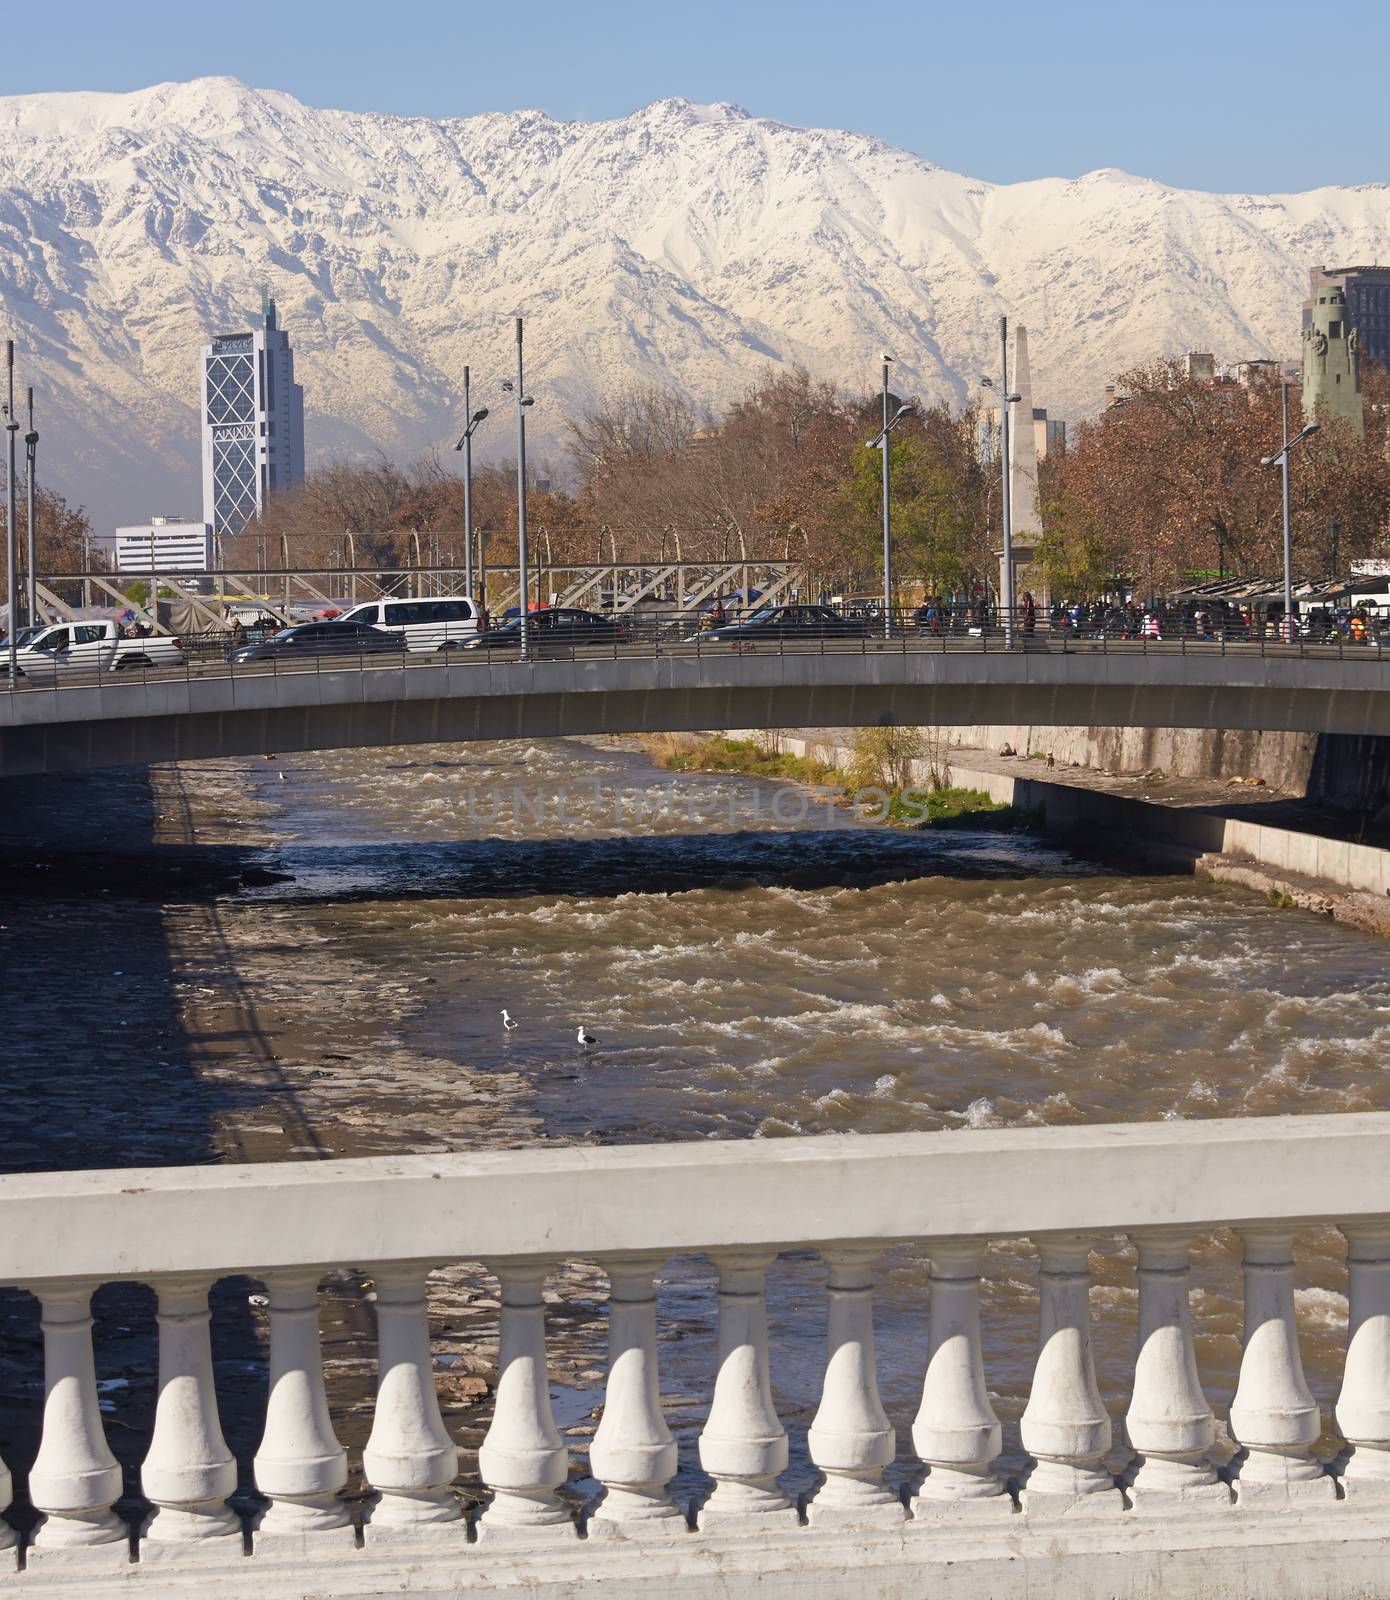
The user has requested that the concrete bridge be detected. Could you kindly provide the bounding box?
[1,1114,1387,1597]
[3,640,1389,776]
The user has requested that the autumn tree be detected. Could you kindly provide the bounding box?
[231,453,590,575]
[1042,358,1390,594]
[0,485,94,606]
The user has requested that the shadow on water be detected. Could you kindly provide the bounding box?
[239,822,1105,906]
[0,769,331,1534]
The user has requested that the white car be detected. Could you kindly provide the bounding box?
[338,597,483,652]
[0,620,185,678]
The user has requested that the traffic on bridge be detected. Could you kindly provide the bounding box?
[3,597,1390,698]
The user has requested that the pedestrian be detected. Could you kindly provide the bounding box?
[1022,590,1036,638]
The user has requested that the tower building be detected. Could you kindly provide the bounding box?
[200,296,305,541]
[1306,265,1390,371]
[1301,283,1364,437]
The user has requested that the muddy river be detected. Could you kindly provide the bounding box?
[2,736,1386,1507]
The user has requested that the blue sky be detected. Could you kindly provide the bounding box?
[5,0,1386,193]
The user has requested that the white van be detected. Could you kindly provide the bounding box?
[337,597,483,652]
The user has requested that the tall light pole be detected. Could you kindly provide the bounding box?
[453,365,489,603]
[865,353,915,639]
[981,318,1022,646]
[4,341,17,678]
[508,317,536,658]
[24,387,37,627]
[1261,380,1319,637]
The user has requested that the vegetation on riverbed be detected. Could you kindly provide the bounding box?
[652,734,840,785]
[649,731,1016,829]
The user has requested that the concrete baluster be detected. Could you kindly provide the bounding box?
[1335,1223,1390,1495]
[1020,1236,1123,1514]
[1228,1227,1334,1503]
[1124,1231,1229,1509]
[805,1246,902,1526]
[588,1255,683,1537]
[697,1250,797,1532]
[361,1264,463,1536]
[911,1241,1011,1518]
[0,1437,13,1565]
[251,1271,353,1542]
[27,1282,127,1556]
[475,1260,574,1540]
[140,1277,241,1545]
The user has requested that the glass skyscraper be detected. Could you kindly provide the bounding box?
[200,297,305,541]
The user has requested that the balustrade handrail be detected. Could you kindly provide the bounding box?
[4,1113,1389,1286]
[4,1112,1390,1573]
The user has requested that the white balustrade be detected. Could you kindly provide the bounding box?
[1228,1227,1334,1503]
[140,1277,241,1545]
[474,1259,573,1540]
[361,1264,463,1536]
[1020,1236,1123,1514]
[587,1255,683,1537]
[251,1271,353,1542]
[1,1115,1389,1589]
[26,1282,128,1555]
[910,1240,1011,1518]
[1334,1222,1390,1495]
[697,1250,797,1532]
[1123,1231,1228,1509]
[805,1247,901,1527]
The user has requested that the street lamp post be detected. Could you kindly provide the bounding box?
[453,366,489,603]
[509,316,536,659]
[4,342,17,678]
[24,387,37,627]
[866,353,915,640]
[980,317,1022,647]
[1260,381,1319,639]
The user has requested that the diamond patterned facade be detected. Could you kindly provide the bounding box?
[200,304,305,540]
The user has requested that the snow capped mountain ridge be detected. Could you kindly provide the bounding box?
[1,77,1387,526]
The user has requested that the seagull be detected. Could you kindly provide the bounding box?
[501,1009,519,1032]
[577,1025,597,1047]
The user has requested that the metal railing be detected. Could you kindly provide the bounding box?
[2,604,1388,697]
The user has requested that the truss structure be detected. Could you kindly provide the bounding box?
[205,349,260,537]
[34,561,809,632]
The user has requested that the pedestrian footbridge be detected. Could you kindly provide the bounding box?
[2,640,1389,776]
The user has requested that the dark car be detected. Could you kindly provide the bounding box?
[227,620,407,664]
[465,608,628,655]
[703,604,868,644]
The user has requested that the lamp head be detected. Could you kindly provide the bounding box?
[473,407,489,424]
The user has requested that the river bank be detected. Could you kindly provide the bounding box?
[707,729,1390,940]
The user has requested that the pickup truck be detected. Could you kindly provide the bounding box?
[0,620,185,678]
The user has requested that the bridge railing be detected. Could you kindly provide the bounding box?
[2,604,1388,698]
[0,1113,1387,1576]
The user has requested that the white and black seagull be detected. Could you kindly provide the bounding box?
[577,1024,598,1048]
[501,1008,519,1032]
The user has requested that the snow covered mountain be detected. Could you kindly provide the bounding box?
[2,77,1388,527]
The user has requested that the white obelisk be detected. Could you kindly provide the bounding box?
[1008,325,1043,538]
